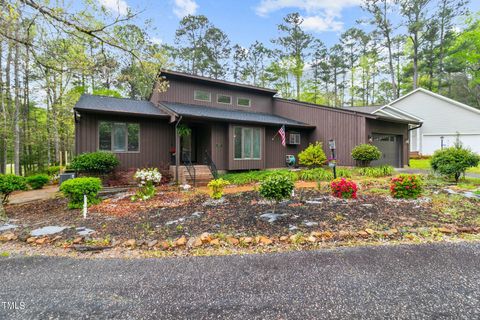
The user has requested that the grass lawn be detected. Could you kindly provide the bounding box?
[410,159,480,174]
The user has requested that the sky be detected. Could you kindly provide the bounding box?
[98,0,480,48]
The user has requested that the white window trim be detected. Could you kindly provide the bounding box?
[233,126,261,160]
[194,90,211,102]
[217,94,232,105]
[237,97,251,107]
[98,121,141,154]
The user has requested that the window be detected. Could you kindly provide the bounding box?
[194,90,211,102]
[234,127,261,160]
[288,132,301,145]
[99,122,140,152]
[217,94,232,105]
[237,97,251,107]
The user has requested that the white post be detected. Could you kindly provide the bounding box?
[83,194,87,219]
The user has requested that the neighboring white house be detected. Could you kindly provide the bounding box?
[343,88,480,155]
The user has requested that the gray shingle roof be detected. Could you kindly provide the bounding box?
[75,94,168,117]
[160,102,313,128]
[340,105,381,114]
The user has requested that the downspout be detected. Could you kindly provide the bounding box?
[174,115,183,185]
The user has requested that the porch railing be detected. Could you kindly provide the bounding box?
[204,150,218,179]
[182,151,196,187]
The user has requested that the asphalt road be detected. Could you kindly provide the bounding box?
[1,242,480,319]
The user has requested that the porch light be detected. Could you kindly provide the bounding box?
[328,139,337,179]
[440,136,445,150]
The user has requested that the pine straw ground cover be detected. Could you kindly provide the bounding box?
[1,178,480,257]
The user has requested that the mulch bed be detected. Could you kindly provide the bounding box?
[4,188,479,243]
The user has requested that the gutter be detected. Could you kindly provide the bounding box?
[174,115,183,185]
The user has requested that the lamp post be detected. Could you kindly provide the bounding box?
[328,139,337,179]
[440,136,444,150]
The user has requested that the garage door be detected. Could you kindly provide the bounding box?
[371,134,401,167]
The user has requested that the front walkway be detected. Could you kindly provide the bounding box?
[8,185,59,205]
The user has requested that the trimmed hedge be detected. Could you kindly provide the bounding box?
[259,174,295,203]
[0,174,28,204]
[70,151,120,174]
[26,174,49,190]
[431,147,480,182]
[60,177,102,209]
[351,144,381,167]
[298,142,327,167]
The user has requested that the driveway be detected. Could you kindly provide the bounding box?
[1,242,480,319]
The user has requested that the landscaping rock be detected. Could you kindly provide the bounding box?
[187,237,203,248]
[160,241,170,250]
[365,228,376,235]
[227,237,239,245]
[76,227,95,236]
[0,224,18,232]
[0,232,16,241]
[147,240,158,248]
[279,236,289,242]
[124,239,136,247]
[190,212,203,218]
[241,237,253,244]
[259,211,287,223]
[438,227,456,234]
[35,237,48,245]
[303,221,318,227]
[175,236,187,246]
[203,198,226,207]
[165,218,185,226]
[257,236,273,245]
[338,230,351,239]
[51,235,63,242]
[73,237,84,244]
[199,232,212,243]
[26,237,36,244]
[357,231,369,238]
[307,235,317,243]
[31,226,68,237]
[289,225,298,231]
[209,238,220,246]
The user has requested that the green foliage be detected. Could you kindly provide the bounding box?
[356,165,394,178]
[46,166,63,176]
[26,174,49,190]
[299,168,333,181]
[259,174,295,203]
[336,168,353,178]
[431,147,480,182]
[351,144,382,166]
[176,124,192,137]
[70,151,120,173]
[298,142,327,167]
[131,168,162,201]
[390,174,423,199]
[207,178,230,199]
[220,169,297,185]
[0,174,28,204]
[60,177,102,209]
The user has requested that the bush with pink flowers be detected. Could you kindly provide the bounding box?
[330,178,358,199]
[390,174,422,199]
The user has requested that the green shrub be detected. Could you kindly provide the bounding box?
[221,169,297,185]
[298,142,327,167]
[299,168,333,181]
[351,144,382,167]
[70,151,120,173]
[336,168,353,178]
[131,168,162,202]
[60,177,102,209]
[259,174,295,204]
[0,174,28,204]
[46,166,63,176]
[26,174,49,190]
[207,178,230,199]
[356,165,394,178]
[390,174,423,199]
[431,146,480,182]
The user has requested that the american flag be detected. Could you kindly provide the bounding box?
[278,125,286,147]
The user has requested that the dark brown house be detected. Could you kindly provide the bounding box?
[74,70,417,182]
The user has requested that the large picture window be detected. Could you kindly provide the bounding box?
[99,121,140,152]
[234,126,261,160]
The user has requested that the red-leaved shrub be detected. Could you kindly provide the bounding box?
[390,174,422,199]
[330,178,358,199]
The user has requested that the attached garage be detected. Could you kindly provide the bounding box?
[371,134,402,167]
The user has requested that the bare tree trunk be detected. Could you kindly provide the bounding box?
[5,39,13,174]
[0,39,5,174]
[13,27,21,175]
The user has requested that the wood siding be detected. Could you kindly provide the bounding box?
[365,119,409,167]
[151,79,274,114]
[273,99,367,166]
[75,112,174,170]
[265,127,311,168]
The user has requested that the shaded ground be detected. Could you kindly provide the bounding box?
[1,242,480,319]
[5,187,479,242]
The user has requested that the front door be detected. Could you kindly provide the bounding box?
[181,129,196,163]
